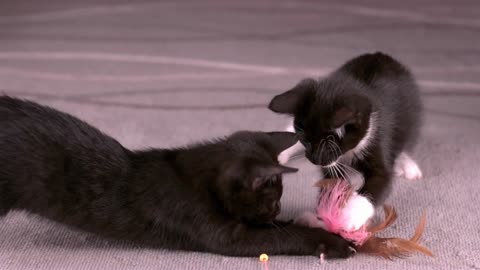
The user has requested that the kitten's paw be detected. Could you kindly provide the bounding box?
[341,193,375,231]
[315,235,355,259]
[277,141,304,164]
[277,151,291,164]
[404,162,423,180]
[294,211,326,229]
[394,152,423,180]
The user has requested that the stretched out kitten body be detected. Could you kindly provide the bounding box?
[0,96,353,258]
[269,52,423,214]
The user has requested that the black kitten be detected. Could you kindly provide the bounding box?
[269,52,423,205]
[0,96,353,258]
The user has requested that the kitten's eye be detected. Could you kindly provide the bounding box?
[267,175,277,186]
[265,175,280,187]
[344,123,357,133]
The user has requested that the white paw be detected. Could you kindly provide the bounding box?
[277,141,304,164]
[341,193,375,231]
[277,151,291,164]
[294,211,326,229]
[394,152,423,180]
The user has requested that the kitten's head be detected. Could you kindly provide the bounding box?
[217,131,299,224]
[268,77,374,166]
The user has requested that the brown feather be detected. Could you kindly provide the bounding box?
[360,205,434,259]
[368,205,398,234]
[410,211,427,243]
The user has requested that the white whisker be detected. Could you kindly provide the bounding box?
[333,163,347,180]
[337,161,365,191]
[338,162,361,175]
[352,112,378,160]
[318,139,325,157]
[336,162,351,182]
[327,140,341,158]
[332,165,340,179]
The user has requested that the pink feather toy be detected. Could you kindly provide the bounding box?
[316,179,370,245]
[314,179,433,259]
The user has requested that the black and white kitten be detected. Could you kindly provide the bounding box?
[269,52,423,228]
[0,96,354,258]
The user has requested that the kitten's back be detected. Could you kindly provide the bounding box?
[339,52,423,157]
[0,96,129,216]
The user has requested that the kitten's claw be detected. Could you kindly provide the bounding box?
[315,236,356,259]
[394,152,423,180]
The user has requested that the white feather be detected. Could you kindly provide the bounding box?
[341,192,375,231]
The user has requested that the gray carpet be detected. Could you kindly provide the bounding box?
[1,0,480,269]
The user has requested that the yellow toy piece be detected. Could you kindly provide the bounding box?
[259,253,269,262]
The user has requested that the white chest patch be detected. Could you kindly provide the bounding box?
[351,112,378,160]
[325,112,378,168]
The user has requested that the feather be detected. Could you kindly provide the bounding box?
[316,179,370,245]
[410,211,427,243]
[360,205,433,258]
[315,179,434,259]
[368,205,397,234]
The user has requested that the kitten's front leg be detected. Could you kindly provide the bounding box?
[207,221,354,258]
[148,206,354,258]
[356,154,392,206]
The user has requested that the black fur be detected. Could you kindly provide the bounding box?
[0,96,353,258]
[269,52,423,204]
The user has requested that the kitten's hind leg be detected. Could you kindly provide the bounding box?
[277,121,305,164]
[394,152,423,180]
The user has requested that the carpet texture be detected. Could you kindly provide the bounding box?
[1,0,480,269]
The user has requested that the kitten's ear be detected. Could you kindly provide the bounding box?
[252,164,298,189]
[333,95,372,127]
[266,132,299,155]
[257,164,299,176]
[268,78,316,114]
